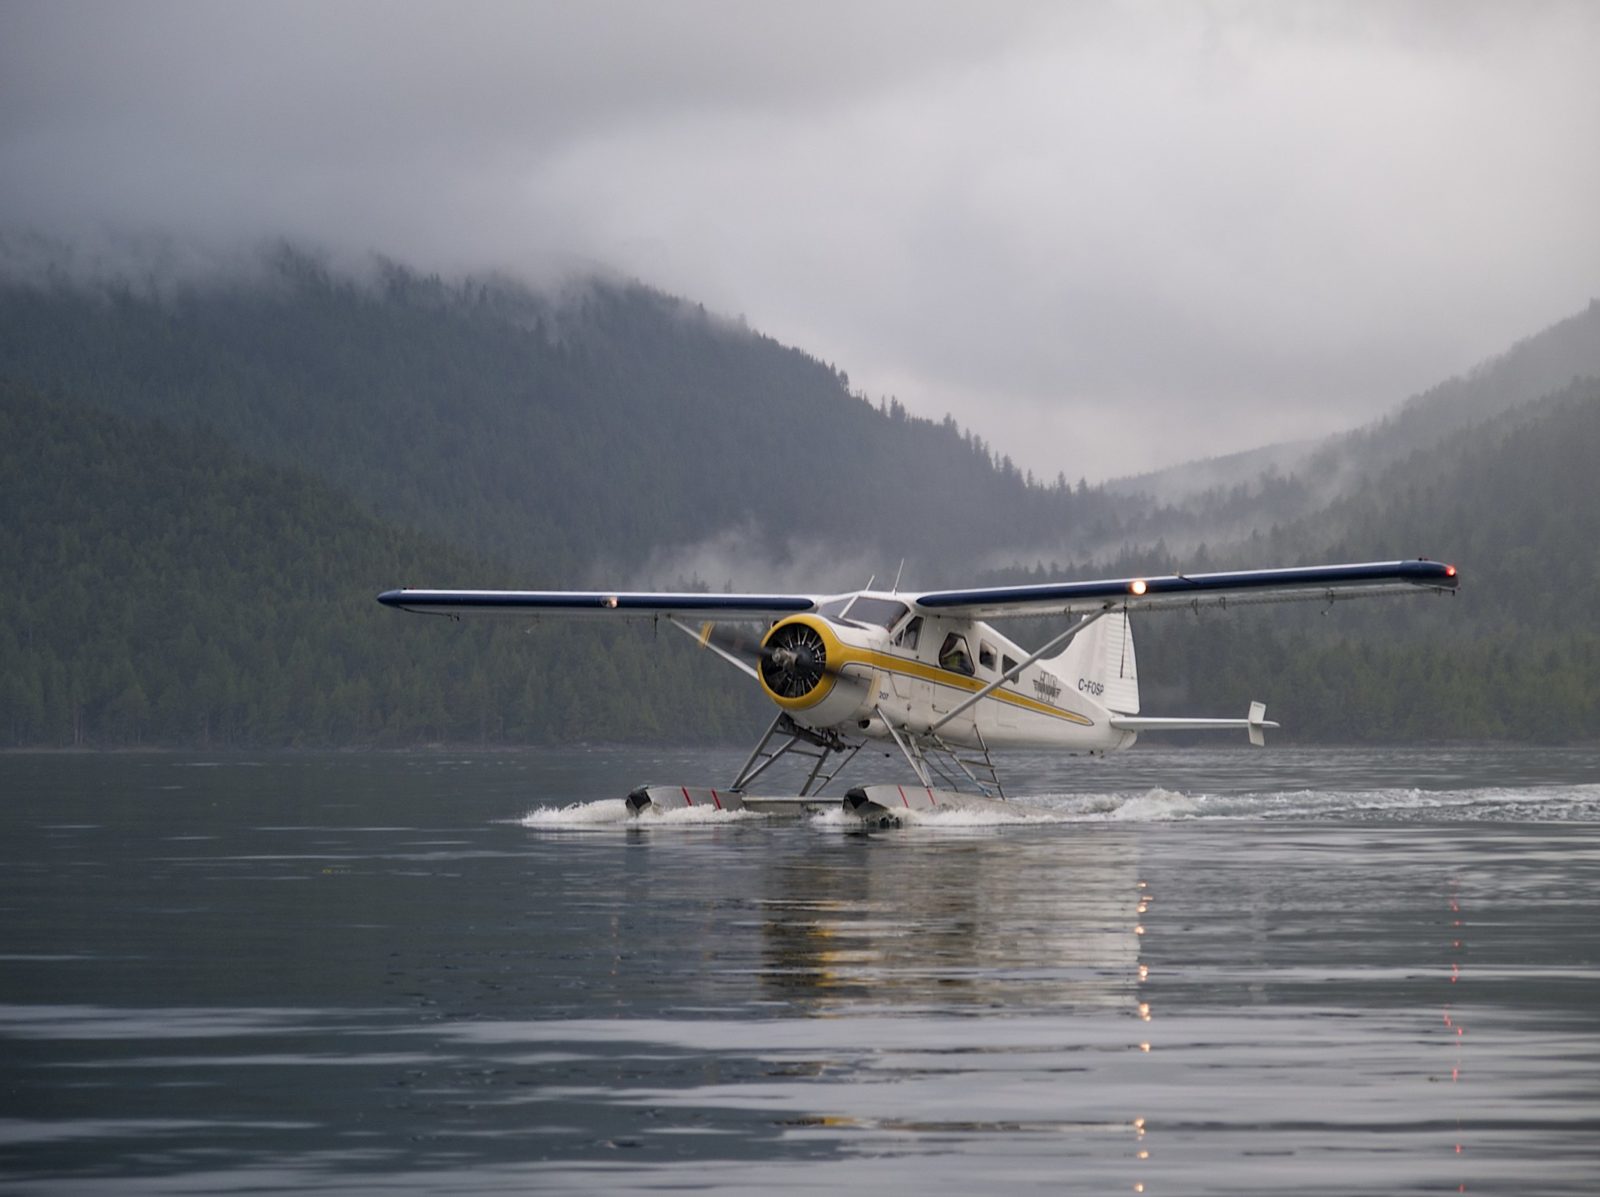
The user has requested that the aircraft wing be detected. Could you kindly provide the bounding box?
[912,560,1458,620]
[376,588,818,620]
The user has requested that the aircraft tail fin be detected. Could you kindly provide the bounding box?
[1049,610,1140,714]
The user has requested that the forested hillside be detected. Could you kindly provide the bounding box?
[1101,381,1600,741]
[1,240,1595,747]
[0,246,1128,580]
[0,382,764,747]
[1108,298,1600,550]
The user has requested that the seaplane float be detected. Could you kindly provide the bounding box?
[379,559,1458,827]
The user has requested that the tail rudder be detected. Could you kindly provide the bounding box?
[1049,611,1139,714]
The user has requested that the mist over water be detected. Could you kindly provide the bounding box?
[3,747,1598,1194]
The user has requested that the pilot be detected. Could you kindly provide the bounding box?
[939,633,973,676]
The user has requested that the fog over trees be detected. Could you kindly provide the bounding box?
[1,244,1595,747]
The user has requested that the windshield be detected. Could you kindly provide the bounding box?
[843,596,909,629]
[818,597,853,620]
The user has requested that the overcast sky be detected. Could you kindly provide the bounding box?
[3,1,1597,481]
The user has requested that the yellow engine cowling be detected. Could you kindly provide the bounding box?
[757,615,878,729]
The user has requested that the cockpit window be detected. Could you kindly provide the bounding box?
[939,633,974,676]
[842,596,910,629]
[817,597,853,620]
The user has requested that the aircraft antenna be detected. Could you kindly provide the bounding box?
[891,559,906,594]
[864,574,876,591]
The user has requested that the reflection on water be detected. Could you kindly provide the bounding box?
[755,833,1142,1014]
[1,749,1599,1194]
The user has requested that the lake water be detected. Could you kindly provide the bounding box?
[2,746,1598,1194]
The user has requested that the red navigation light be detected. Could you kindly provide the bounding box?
[1445,564,1457,578]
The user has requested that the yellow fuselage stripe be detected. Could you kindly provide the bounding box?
[835,645,1095,727]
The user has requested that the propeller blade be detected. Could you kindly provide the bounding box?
[695,619,846,700]
[698,621,770,663]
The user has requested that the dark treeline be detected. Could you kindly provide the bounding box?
[987,382,1600,742]
[1,242,1596,747]
[0,382,767,747]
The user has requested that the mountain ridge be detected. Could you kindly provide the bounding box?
[1,237,1595,746]
[1102,297,1600,548]
[0,244,1135,585]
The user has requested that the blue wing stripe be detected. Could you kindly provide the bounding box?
[915,560,1457,610]
[376,590,816,616]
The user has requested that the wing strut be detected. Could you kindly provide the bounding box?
[669,617,760,681]
[729,712,862,796]
[876,706,933,789]
[877,708,1006,799]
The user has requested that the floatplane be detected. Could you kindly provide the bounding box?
[378,559,1458,827]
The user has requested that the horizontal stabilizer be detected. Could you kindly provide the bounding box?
[1110,701,1278,746]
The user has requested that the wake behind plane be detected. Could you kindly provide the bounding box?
[379,559,1459,826]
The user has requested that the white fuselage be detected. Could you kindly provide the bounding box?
[755,599,1136,754]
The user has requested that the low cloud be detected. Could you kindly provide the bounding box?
[4,0,1597,479]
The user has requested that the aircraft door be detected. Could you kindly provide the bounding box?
[999,682,1021,729]
[888,617,932,711]
[932,632,975,715]
[888,616,918,701]
[990,645,1021,729]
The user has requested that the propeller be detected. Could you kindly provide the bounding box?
[758,620,830,698]
[696,619,840,699]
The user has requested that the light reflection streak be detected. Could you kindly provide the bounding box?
[1134,880,1150,1194]
[1444,879,1469,1192]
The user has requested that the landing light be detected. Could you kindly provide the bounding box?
[602,596,619,609]
[1130,579,1148,596]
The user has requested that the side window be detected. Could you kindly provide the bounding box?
[938,633,974,677]
[978,642,997,672]
[894,615,923,651]
[1002,654,1019,676]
